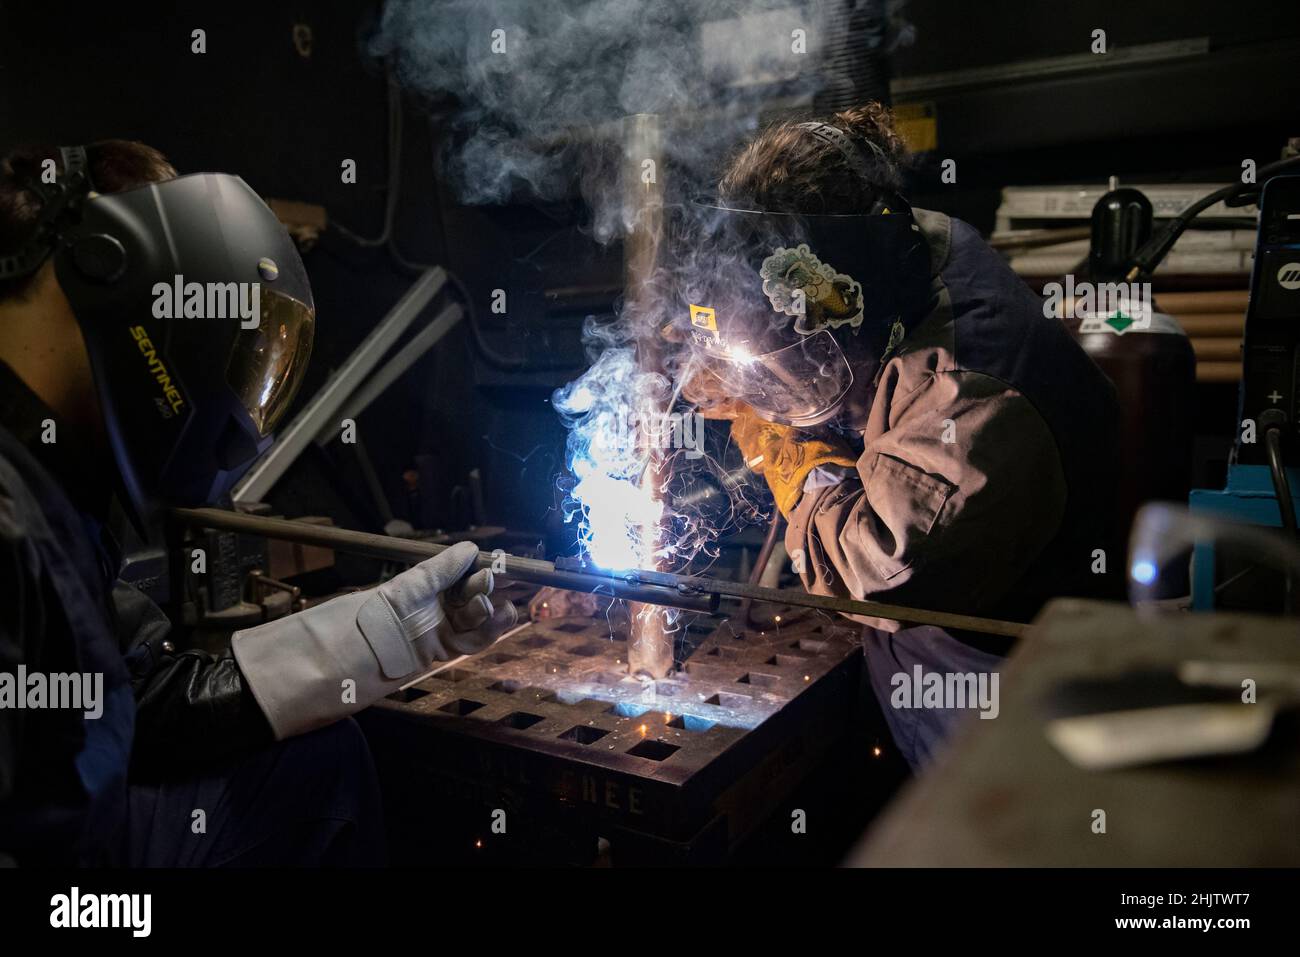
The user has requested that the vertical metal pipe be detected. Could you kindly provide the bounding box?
[622,113,674,679]
[739,512,784,626]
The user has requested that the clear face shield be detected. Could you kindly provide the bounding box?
[676,198,930,429]
[691,325,854,428]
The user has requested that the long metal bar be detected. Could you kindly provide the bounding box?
[889,38,1209,98]
[622,111,674,677]
[172,507,1028,638]
[314,303,464,447]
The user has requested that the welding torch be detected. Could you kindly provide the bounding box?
[172,507,1027,639]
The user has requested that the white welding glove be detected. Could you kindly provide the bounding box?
[232,541,516,740]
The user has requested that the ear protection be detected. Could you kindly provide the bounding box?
[0,144,131,285]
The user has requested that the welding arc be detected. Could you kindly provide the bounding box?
[171,507,1028,638]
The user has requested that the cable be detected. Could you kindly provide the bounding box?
[1264,427,1298,539]
[1125,154,1300,280]
[1263,424,1298,614]
[331,65,580,373]
[330,71,404,248]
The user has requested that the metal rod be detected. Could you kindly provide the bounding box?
[623,111,675,677]
[739,512,784,625]
[316,303,464,446]
[171,507,1028,638]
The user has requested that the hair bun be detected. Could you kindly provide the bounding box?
[831,104,907,163]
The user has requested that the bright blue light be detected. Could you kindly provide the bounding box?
[1131,559,1157,585]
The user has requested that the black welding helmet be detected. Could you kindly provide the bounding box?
[675,125,931,428]
[3,147,315,523]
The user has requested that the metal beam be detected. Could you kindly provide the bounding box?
[172,507,1028,638]
[232,267,447,503]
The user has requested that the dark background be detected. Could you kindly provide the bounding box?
[3,0,1298,551]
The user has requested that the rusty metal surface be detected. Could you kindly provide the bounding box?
[366,597,863,856]
[381,604,855,776]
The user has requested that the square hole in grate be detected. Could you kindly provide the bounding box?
[628,739,679,761]
[499,711,545,730]
[488,679,525,694]
[517,635,554,649]
[704,691,752,709]
[667,714,715,732]
[430,668,474,683]
[608,702,650,718]
[553,622,590,633]
[485,652,521,665]
[737,672,781,688]
[560,725,609,745]
[386,687,430,703]
[439,699,485,716]
[706,646,740,660]
[568,643,607,657]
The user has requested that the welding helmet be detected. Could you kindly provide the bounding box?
[0,146,315,524]
[676,126,931,428]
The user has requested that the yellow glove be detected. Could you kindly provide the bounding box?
[681,367,748,421]
[730,411,857,517]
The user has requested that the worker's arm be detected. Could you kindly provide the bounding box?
[232,542,514,740]
[117,583,276,776]
[784,369,1067,627]
[124,542,513,768]
[0,500,28,836]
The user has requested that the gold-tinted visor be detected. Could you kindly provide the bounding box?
[226,288,315,436]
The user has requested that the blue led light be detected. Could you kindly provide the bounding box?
[1131,559,1157,585]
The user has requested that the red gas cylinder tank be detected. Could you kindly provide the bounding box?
[1063,296,1196,546]
[1061,183,1198,545]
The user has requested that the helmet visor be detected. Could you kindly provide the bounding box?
[225,288,315,436]
[695,328,852,427]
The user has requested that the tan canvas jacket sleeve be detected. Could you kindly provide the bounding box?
[785,218,1068,630]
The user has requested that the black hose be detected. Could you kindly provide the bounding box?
[1126,154,1300,280]
[1264,427,1298,539]
[1264,426,1298,614]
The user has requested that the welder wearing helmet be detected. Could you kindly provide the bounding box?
[680,106,1120,769]
[0,142,513,866]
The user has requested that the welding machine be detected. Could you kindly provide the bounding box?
[1189,174,1300,609]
